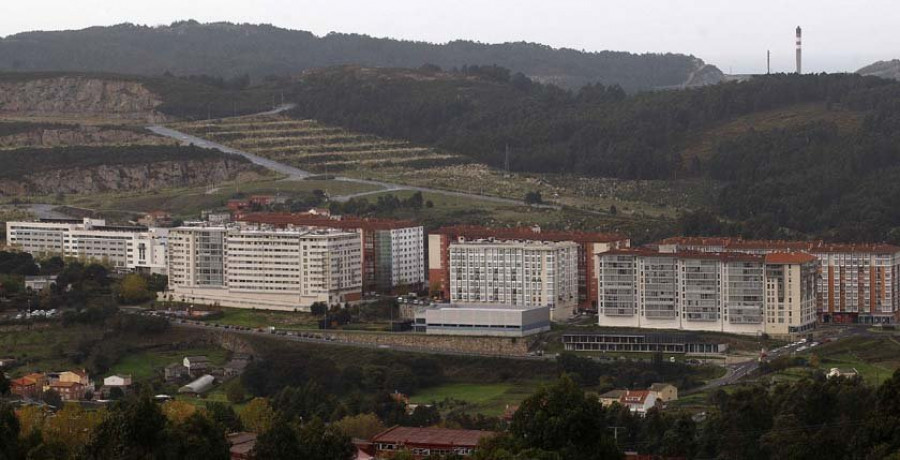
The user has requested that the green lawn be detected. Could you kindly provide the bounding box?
[201,307,319,330]
[410,382,543,417]
[109,346,229,381]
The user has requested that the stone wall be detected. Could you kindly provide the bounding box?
[321,330,534,356]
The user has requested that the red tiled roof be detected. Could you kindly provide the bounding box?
[238,212,419,230]
[371,426,495,448]
[435,225,628,244]
[657,237,900,255]
[11,377,36,387]
[604,248,763,263]
[765,252,818,265]
[620,390,651,404]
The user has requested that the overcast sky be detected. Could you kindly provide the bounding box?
[3,0,898,74]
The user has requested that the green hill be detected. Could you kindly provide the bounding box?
[0,20,721,92]
[283,66,900,242]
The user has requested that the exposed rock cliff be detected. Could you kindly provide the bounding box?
[0,158,262,195]
[858,60,900,81]
[0,125,173,149]
[0,76,166,121]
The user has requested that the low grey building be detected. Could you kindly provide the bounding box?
[414,303,551,337]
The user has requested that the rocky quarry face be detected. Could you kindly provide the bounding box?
[0,77,166,121]
[0,125,173,149]
[0,158,262,196]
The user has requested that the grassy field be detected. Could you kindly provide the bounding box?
[57,177,381,220]
[109,346,229,381]
[0,324,103,375]
[409,382,543,417]
[199,307,320,330]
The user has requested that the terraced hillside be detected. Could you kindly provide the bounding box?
[173,115,470,175]
[172,114,714,219]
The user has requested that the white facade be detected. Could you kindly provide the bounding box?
[414,303,551,337]
[6,219,167,274]
[598,251,817,337]
[448,238,578,321]
[386,226,425,288]
[165,224,363,311]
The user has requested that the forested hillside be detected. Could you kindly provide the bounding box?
[0,21,721,91]
[285,66,900,242]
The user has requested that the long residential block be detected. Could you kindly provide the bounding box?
[597,249,817,337]
[6,218,167,274]
[165,224,362,311]
[237,212,424,294]
[657,237,900,324]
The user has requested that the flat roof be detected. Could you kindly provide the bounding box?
[603,248,763,263]
[435,225,628,244]
[658,237,900,255]
[371,426,495,447]
[238,212,420,230]
[429,303,550,312]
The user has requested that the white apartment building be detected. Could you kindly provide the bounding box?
[657,237,900,324]
[382,226,425,290]
[597,249,817,337]
[447,238,578,321]
[6,218,168,274]
[165,224,362,311]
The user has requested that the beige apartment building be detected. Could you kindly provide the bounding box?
[447,238,579,321]
[597,248,817,337]
[165,224,362,311]
[657,237,900,324]
[6,218,168,274]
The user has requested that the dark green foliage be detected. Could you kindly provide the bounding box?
[41,389,62,408]
[556,353,713,390]
[0,21,715,92]
[507,376,622,460]
[0,402,19,460]
[0,373,9,396]
[328,192,427,217]
[524,191,543,204]
[0,145,245,180]
[206,402,244,433]
[162,412,230,460]
[86,393,169,459]
[0,251,39,276]
[253,416,353,460]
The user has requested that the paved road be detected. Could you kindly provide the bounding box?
[147,116,560,209]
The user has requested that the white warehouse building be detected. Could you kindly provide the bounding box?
[6,218,168,274]
[164,224,363,311]
[414,303,551,337]
[448,238,579,321]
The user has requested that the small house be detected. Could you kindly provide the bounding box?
[49,381,85,402]
[165,363,188,382]
[227,432,257,460]
[599,389,626,407]
[183,356,210,375]
[25,276,56,292]
[59,369,91,386]
[10,376,40,399]
[619,390,659,416]
[827,367,860,379]
[648,383,678,402]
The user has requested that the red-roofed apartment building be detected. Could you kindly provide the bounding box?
[367,426,496,459]
[428,226,630,320]
[238,212,425,294]
[596,248,817,337]
[657,237,900,324]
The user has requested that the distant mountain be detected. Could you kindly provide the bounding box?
[858,60,900,80]
[0,20,723,92]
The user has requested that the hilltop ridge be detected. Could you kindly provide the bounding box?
[0,20,723,92]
